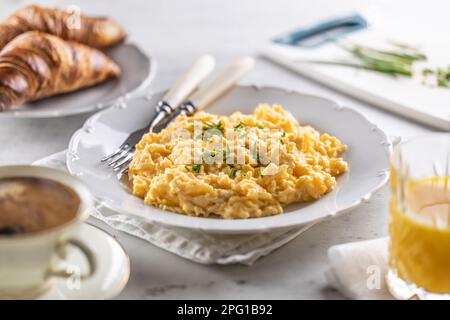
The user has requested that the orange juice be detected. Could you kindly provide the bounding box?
[389,177,450,294]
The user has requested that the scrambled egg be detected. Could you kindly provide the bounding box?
[129,104,348,219]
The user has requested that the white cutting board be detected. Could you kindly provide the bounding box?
[263,28,450,130]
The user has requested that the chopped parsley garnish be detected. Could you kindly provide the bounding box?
[234,122,245,131]
[229,166,239,178]
[202,150,221,165]
[257,125,265,129]
[252,141,260,164]
[204,120,224,134]
[186,164,201,173]
[279,131,286,144]
[201,121,224,141]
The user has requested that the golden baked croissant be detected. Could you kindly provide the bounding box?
[0,31,120,111]
[0,5,126,50]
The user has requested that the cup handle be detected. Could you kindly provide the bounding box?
[46,238,97,280]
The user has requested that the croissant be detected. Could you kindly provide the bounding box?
[0,31,120,111]
[0,5,126,50]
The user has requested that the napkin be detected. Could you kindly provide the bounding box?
[325,237,393,299]
[34,151,314,265]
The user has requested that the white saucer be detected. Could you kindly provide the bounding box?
[37,224,130,300]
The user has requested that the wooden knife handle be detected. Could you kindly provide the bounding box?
[187,56,255,111]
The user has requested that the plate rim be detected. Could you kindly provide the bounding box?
[0,42,157,119]
[67,85,391,234]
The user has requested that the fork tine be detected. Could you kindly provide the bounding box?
[101,143,129,162]
[113,158,132,173]
[114,160,132,174]
[119,165,129,176]
[107,145,132,167]
[112,152,134,170]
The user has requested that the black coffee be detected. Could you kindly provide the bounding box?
[0,177,80,235]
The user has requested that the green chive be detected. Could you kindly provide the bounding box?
[422,68,434,76]
[252,141,260,164]
[234,122,244,131]
[229,167,238,178]
[204,120,224,135]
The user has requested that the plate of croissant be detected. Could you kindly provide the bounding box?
[0,5,155,118]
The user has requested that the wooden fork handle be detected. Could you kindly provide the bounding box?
[186,56,255,111]
[161,55,215,110]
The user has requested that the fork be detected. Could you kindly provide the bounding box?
[107,56,255,175]
[101,55,216,169]
[147,57,256,135]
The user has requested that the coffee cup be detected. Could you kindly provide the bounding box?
[0,165,96,299]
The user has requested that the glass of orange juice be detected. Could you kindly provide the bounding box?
[387,133,450,299]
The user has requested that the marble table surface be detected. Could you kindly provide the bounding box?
[0,0,440,299]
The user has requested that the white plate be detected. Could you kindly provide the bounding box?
[38,223,130,300]
[67,86,391,234]
[0,43,156,118]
